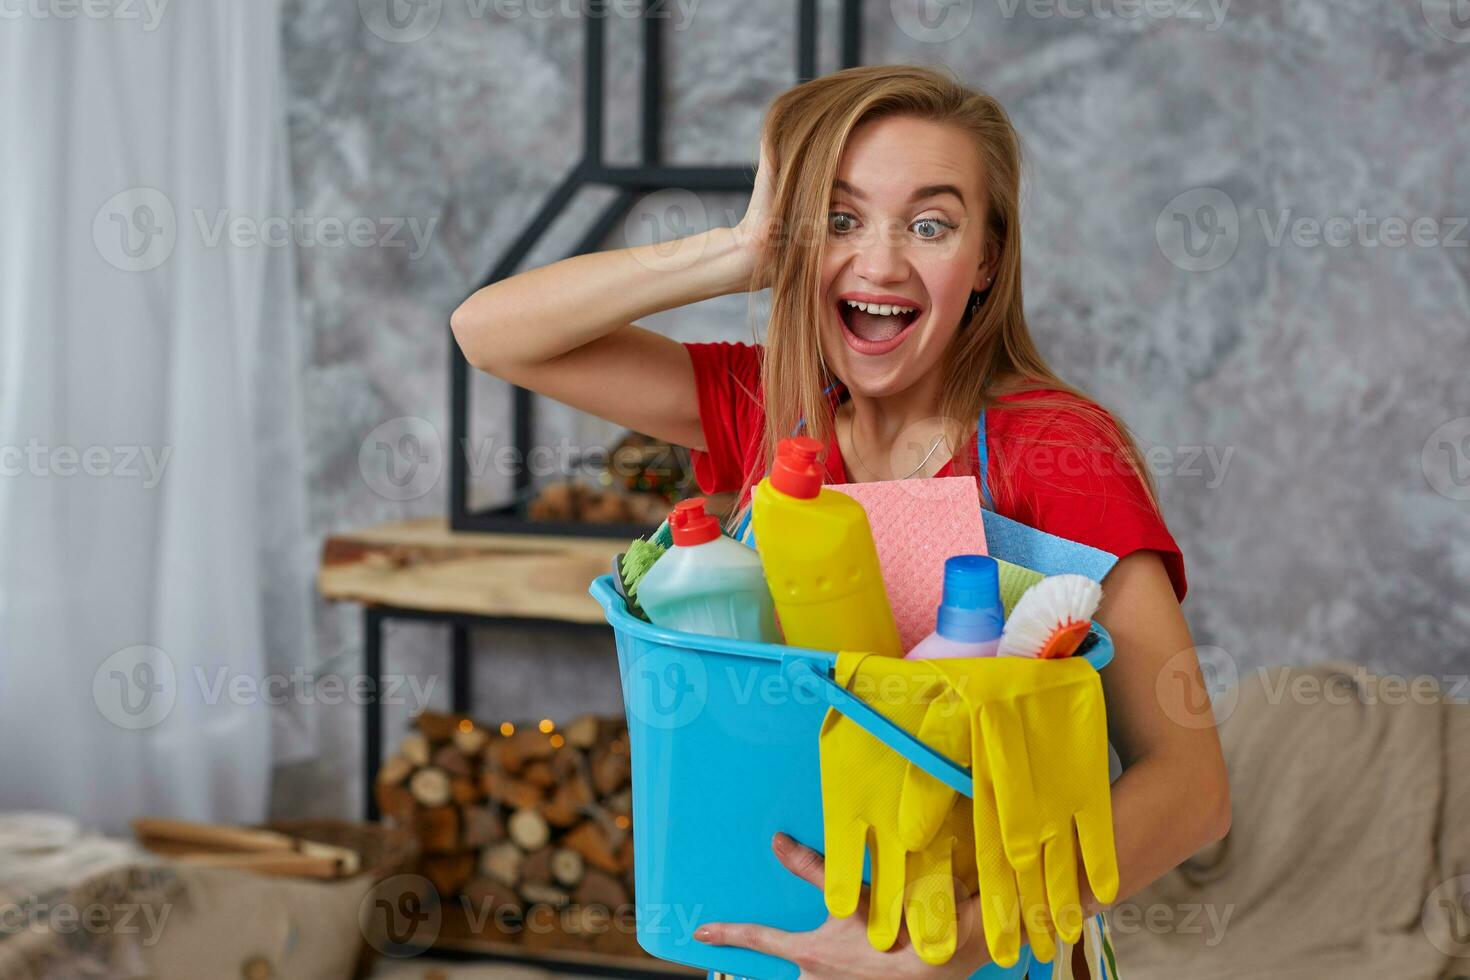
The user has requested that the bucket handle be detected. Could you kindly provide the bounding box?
[780,656,974,797]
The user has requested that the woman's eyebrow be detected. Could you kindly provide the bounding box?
[832,178,966,207]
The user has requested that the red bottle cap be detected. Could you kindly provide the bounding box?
[670,497,721,546]
[769,435,824,499]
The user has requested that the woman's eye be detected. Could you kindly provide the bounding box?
[912,218,953,240]
[829,212,856,234]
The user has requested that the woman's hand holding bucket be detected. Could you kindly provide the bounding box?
[694,832,992,980]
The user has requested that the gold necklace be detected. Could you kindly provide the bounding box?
[842,409,950,481]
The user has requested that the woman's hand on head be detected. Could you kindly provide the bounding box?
[733,136,780,291]
[693,832,991,980]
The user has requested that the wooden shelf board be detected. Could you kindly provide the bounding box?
[318,518,620,623]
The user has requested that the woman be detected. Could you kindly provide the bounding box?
[452,64,1230,979]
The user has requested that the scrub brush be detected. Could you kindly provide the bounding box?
[614,537,666,620]
[997,574,1103,659]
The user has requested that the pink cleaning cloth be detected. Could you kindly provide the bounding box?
[828,477,988,654]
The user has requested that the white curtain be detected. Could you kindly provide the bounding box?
[0,0,313,832]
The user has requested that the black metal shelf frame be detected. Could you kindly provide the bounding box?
[450,0,863,537]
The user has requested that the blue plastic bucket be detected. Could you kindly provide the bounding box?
[589,574,1114,980]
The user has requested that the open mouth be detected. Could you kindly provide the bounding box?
[836,298,923,356]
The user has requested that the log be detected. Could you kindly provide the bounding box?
[480,771,543,810]
[374,781,418,826]
[540,781,590,828]
[463,876,524,920]
[562,820,620,875]
[499,729,557,772]
[460,805,503,848]
[415,806,459,855]
[450,777,480,806]
[376,754,414,787]
[479,841,524,887]
[423,852,474,897]
[400,732,431,767]
[432,744,474,780]
[574,868,630,915]
[551,848,585,888]
[563,714,600,750]
[452,724,489,757]
[408,767,452,808]
[590,744,631,796]
[605,788,632,817]
[519,881,570,907]
[521,846,553,885]
[415,710,470,744]
[508,808,551,852]
[521,760,556,789]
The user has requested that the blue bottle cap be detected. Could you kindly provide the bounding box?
[935,555,1004,643]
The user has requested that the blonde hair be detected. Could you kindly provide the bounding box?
[733,64,1162,522]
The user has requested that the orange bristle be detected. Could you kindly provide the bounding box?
[1037,619,1092,660]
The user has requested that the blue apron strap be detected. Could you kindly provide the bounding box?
[976,408,995,510]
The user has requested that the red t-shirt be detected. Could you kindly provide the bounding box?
[684,341,1188,602]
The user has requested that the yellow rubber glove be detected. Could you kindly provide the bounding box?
[899,657,1119,967]
[820,652,967,965]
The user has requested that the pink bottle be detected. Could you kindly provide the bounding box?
[905,555,1004,659]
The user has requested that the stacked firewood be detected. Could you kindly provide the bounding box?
[375,710,638,954]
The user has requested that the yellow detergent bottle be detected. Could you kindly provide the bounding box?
[751,435,903,658]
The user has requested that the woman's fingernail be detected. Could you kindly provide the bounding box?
[773,832,791,852]
[694,927,713,942]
